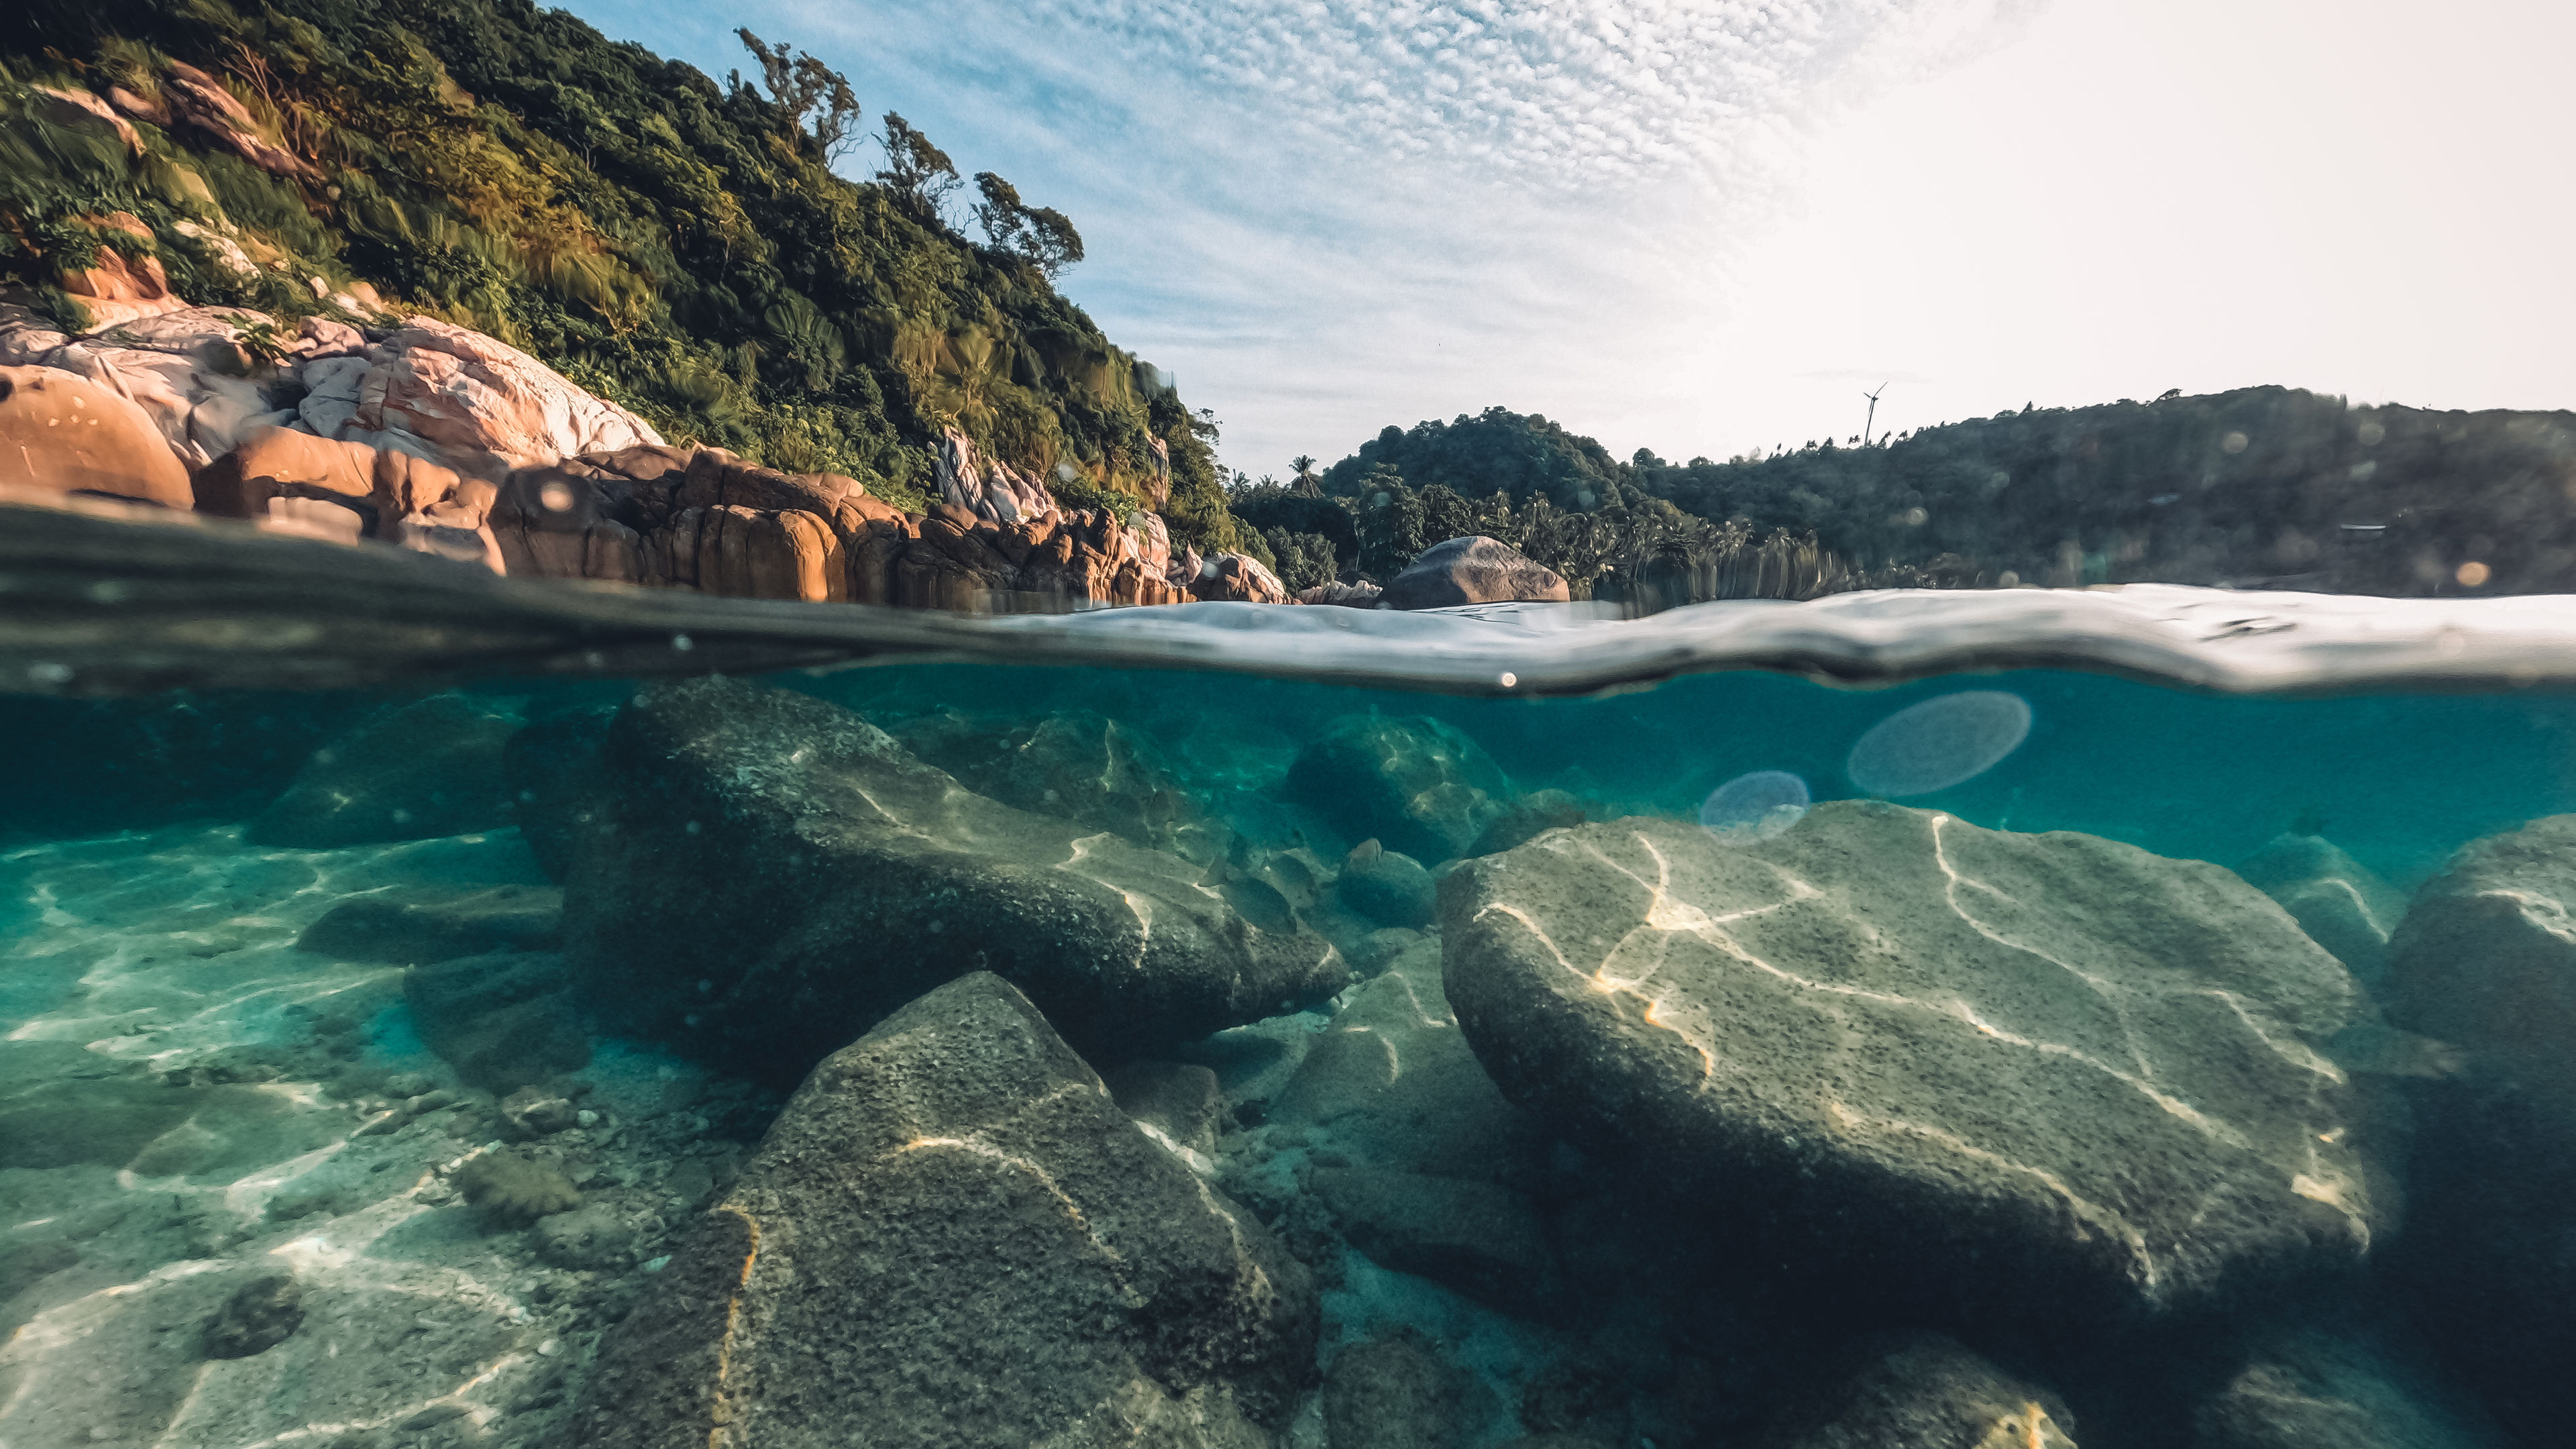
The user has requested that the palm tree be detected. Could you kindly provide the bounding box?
[1290,454,1320,496]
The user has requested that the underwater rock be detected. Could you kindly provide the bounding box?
[203,1273,303,1359]
[1466,788,1591,858]
[1287,713,1518,864]
[1267,936,1536,1184]
[1108,1060,1226,1160]
[504,703,619,881]
[1308,1167,1558,1314]
[0,1042,198,1170]
[404,950,590,1092]
[1442,804,2379,1324]
[499,1084,580,1138]
[1322,1332,1495,1449]
[2193,1326,2509,1449]
[531,1203,635,1271]
[296,883,561,963]
[1383,535,1571,610]
[565,971,1317,1449]
[890,708,1224,861]
[1336,839,1438,927]
[547,677,1343,1081]
[1769,1335,2076,1448]
[456,1148,580,1227]
[2386,814,2576,1137]
[247,693,518,847]
[2235,832,2409,983]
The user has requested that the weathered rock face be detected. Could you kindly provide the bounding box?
[1769,1336,2077,1449]
[1193,552,1291,604]
[0,364,193,507]
[1384,535,1570,609]
[193,425,502,570]
[936,424,1059,524]
[341,317,662,480]
[1287,713,1519,865]
[549,678,1345,1081]
[2236,832,2409,985]
[2385,814,2576,1136]
[566,972,1316,1449]
[52,213,184,332]
[247,694,519,848]
[1442,804,2380,1324]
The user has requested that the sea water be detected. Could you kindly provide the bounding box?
[2,603,2571,1449]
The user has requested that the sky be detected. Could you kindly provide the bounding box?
[561,0,2576,481]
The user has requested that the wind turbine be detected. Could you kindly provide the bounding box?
[1862,382,1890,447]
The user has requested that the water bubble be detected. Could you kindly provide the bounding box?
[1846,692,2032,797]
[1699,771,1811,845]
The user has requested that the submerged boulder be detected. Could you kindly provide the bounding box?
[890,708,1224,861]
[1442,804,2379,1324]
[1286,713,1518,864]
[2235,832,2409,984]
[547,678,1343,1081]
[1383,536,1570,610]
[566,972,1316,1449]
[2386,814,2576,1136]
[1768,1336,2076,1449]
[248,694,518,847]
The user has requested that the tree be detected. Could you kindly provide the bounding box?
[1290,454,1320,495]
[734,30,861,162]
[876,113,960,222]
[971,172,1085,278]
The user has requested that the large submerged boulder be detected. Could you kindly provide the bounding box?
[2385,814,2576,1134]
[1286,713,1519,865]
[548,678,1344,1081]
[1442,803,2380,1324]
[566,972,1316,1449]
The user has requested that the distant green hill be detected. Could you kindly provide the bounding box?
[2,0,1256,553]
[1295,392,2576,596]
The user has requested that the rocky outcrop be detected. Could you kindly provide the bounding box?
[936,424,1057,524]
[1286,713,1519,864]
[565,971,1317,1449]
[1383,535,1570,609]
[194,425,502,568]
[1442,804,2381,1324]
[0,364,193,507]
[543,677,1345,1082]
[52,213,184,332]
[346,317,661,480]
[1191,551,1291,604]
[156,62,319,181]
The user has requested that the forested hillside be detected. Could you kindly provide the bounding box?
[1,0,1256,551]
[1271,392,2576,597]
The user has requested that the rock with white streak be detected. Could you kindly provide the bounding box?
[565,971,1316,1449]
[339,317,663,480]
[1441,802,2382,1324]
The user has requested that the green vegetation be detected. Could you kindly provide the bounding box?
[1,0,1254,550]
[1299,391,2576,597]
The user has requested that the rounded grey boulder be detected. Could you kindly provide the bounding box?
[1383,535,1570,609]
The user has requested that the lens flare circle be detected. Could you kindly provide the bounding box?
[1699,770,1812,845]
[1846,691,2033,798]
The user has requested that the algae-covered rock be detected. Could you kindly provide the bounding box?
[1336,839,1437,927]
[203,1273,303,1359]
[545,678,1343,1082]
[457,1149,580,1227]
[1322,1333,1495,1449]
[2387,814,2576,1135]
[1287,713,1517,865]
[531,1203,634,1271]
[1442,804,2379,1324]
[565,972,1316,1449]
[297,883,561,963]
[890,708,1226,861]
[1770,1335,2076,1449]
[249,694,518,847]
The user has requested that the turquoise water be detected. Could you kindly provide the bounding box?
[3,653,2569,1448]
